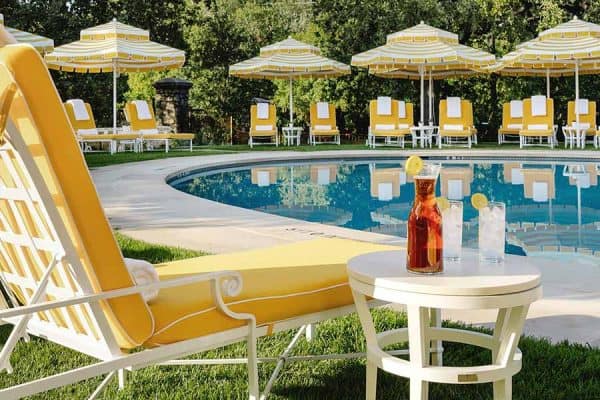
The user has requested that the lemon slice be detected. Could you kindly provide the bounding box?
[405,155,424,176]
[436,196,450,211]
[471,193,489,210]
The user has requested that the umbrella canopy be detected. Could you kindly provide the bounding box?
[45,19,185,132]
[352,22,495,124]
[0,13,53,54]
[229,37,350,125]
[497,17,600,129]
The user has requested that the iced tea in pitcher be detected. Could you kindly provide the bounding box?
[406,161,443,274]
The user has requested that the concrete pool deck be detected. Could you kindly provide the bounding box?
[91,149,600,347]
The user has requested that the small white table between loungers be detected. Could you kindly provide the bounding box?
[410,125,438,148]
[348,250,542,400]
[282,126,303,146]
[562,126,588,149]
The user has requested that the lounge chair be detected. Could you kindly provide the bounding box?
[503,162,524,184]
[309,102,340,145]
[369,165,403,201]
[250,167,278,187]
[0,45,399,399]
[65,99,138,154]
[519,96,554,149]
[440,166,473,200]
[498,100,523,144]
[522,169,555,202]
[310,165,338,185]
[563,99,597,148]
[125,100,194,152]
[249,103,278,148]
[368,97,412,148]
[438,97,474,148]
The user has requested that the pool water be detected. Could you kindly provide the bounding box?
[169,160,600,256]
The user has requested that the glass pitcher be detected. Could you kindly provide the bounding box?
[407,164,443,274]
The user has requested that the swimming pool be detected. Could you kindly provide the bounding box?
[169,159,600,256]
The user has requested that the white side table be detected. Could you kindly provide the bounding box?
[348,250,542,400]
[282,126,303,146]
[410,125,437,148]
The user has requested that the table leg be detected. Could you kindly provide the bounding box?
[429,308,442,366]
[351,289,379,400]
[407,304,429,400]
[492,305,529,400]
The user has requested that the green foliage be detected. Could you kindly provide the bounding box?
[5,0,600,142]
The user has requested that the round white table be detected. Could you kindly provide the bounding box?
[409,125,437,148]
[347,250,542,400]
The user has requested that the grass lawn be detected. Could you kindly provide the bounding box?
[1,235,599,399]
[83,142,588,168]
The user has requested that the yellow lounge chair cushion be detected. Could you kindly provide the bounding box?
[65,102,96,131]
[1,45,154,349]
[312,127,340,135]
[146,238,396,346]
[78,134,117,140]
[250,129,277,137]
[439,129,472,137]
[372,128,411,137]
[140,133,195,140]
[519,129,553,137]
[498,127,521,134]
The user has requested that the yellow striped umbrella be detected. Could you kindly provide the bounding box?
[352,22,496,124]
[0,13,54,54]
[45,19,185,132]
[229,37,350,126]
[497,17,600,128]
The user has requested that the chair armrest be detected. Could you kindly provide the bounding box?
[0,270,243,320]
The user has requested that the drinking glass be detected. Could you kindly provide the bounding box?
[478,201,506,262]
[442,200,463,261]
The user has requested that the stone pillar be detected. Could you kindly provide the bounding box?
[153,78,193,132]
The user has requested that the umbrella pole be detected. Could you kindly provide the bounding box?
[113,60,117,135]
[428,70,433,123]
[289,77,293,127]
[575,61,580,148]
[546,68,550,98]
[419,66,424,126]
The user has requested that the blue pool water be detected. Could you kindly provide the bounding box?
[169,159,600,255]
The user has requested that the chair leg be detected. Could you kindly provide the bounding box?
[118,369,127,390]
[247,327,259,400]
[366,359,377,400]
[305,323,315,341]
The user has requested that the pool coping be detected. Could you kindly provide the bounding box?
[90,149,600,346]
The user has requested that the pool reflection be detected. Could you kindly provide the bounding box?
[172,161,600,255]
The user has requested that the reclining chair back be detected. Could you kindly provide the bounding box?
[396,101,414,129]
[250,103,277,135]
[567,100,596,130]
[64,101,96,133]
[125,100,158,132]
[439,98,470,131]
[310,102,337,130]
[0,45,153,357]
[369,99,400,130]
[522,97,554,132]
[501,101,523,132]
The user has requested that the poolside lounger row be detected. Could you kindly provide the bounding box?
[368,96,477,148]
[65,99,194,153]
[499,97,599,148]
[249,101,341,147]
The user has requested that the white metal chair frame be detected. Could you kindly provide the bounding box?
[438,133,472,148]
[309,128,341,146]
[248,131,279,149]
[367,128,408,149]
[0,115,408,399]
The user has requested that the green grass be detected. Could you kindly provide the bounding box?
[1,235,599,399]
[84,142,586,168]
